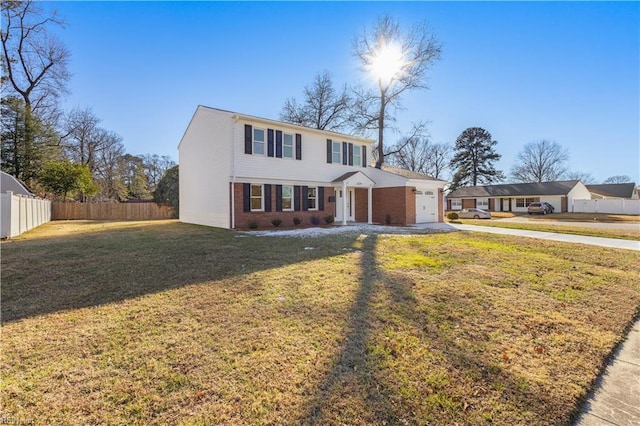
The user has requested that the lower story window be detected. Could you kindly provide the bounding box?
[477,198,489,209]
[451,199,462,210]
[251,184,263,211]
[282,185,293,210]
[308,187,317,210]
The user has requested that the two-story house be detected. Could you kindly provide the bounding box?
[178,106,446,229]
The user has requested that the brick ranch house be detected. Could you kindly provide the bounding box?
[178,106,447,229]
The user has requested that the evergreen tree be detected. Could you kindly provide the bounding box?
[450,127,505,189]
[153,165,179,217]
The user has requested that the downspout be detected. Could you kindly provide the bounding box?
[231,115,238,229]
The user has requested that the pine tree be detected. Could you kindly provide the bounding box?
[450,127,505,189]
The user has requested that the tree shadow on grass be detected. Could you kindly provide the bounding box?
[0,221,362,323]
[299,233,576,424]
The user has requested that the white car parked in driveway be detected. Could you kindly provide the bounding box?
[457,208,492,219]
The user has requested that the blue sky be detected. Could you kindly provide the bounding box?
[49,1,639,183]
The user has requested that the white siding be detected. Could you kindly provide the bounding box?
[179,107,233,228]
[567,182,592,206]
[233,118,373,185]
[539,196,563,213]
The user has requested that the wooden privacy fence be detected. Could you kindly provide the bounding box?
[52,202,174,220]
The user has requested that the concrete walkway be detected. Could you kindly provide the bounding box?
[425,222,639,425]
[447,223,640,251]
[574,319,640,426]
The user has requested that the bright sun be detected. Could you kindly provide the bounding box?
[369,42,405,84]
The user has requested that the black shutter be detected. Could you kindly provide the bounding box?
[342,142,348,165]
[302,186,309,211]
[294,185,301,211]
[275,130,283,158]
[243,183,251,212]
[319,187,325,211]
[264,184,272,212]
[244,125,252,154]
[267,129,274,157]
[362,145,367,167]
[275,185,283,212]
[348,143,354,166]
[326,139,332,163]
[295,133,302,160]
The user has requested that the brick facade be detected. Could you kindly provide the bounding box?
[372,186,415,226]
[232,183,336,230]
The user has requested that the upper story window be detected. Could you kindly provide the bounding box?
[253,129,265,155]
[353,145,361,167]
[282,185,293,210]
[251,184,263,211]
[332,142,341,164]
[283,133,294,159]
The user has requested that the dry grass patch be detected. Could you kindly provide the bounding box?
[1,221,638,425]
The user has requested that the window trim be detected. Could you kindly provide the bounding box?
[353,145,361,167]
[307,186,318,211]
[332,142,341,164]
[250,184,264,211]
[281,185,293,211]
[253,128,266,156]
[283,133,294,159]
[451,199,462,210]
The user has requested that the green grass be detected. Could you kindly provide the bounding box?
[457,219,640,240]
[1,220,639,425]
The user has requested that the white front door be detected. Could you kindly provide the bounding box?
[335,188,355,222]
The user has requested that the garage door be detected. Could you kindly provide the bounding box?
[415,190,437,223]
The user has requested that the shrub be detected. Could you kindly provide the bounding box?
[248,221,258,230]
[385,214,392,225]
[324,215,334,224]
[271,218,282,227]
[311,215,320,226]
[293,217,302,226]
[446,212,459,220]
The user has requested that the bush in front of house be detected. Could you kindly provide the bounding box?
[311,215,320,226]
[385,214,392,225]
[248,221,258,230]
[324,215,334,224]
[447,212,459,220]
[271,218,282,227]
[293,217,302,226]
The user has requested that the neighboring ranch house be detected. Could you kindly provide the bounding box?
[586,183,639,200]
[179,106,447,229]
[446,180,591,213]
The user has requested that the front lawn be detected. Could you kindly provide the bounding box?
[2,220,639,425]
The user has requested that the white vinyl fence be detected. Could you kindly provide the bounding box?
[1,191,52,238]
[572,198,640,215]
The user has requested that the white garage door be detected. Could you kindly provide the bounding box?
[415,190,438,222]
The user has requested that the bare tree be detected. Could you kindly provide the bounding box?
[565,170,596,184]
[94,139,128,201]
[280,71,351,132]
[1,0,70,182]
[61,108,123,175]
[425,142,452,180]
[352,15,441,168]
[141,153,176,191]
[603,175,632,184]
[510,139,569,183]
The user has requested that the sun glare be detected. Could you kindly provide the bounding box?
[369,42,405,84]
